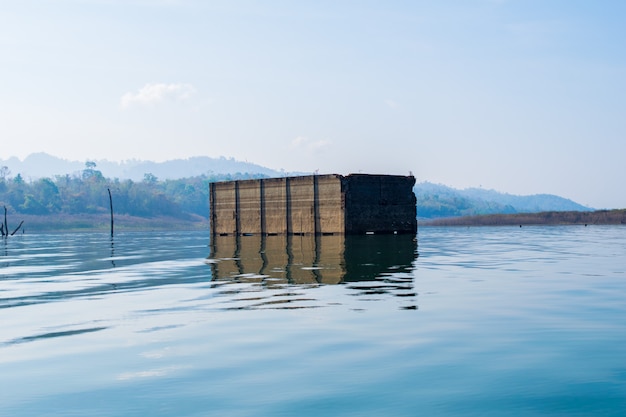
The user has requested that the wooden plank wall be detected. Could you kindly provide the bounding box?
[210,175,345,236]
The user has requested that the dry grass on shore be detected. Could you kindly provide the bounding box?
[6,213,209,233]
[421,209,626,227]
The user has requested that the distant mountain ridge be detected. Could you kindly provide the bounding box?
[0,152,285,181]
[415,182,591,218]
[0,153,593,218]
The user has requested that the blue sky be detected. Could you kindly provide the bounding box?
[1,1,624,208]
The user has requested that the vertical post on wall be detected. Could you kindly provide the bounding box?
[313,174,320,235]
[285,177,291,235]
[234,181,240,236]
[209,183,215,236]
[260,179,266,235]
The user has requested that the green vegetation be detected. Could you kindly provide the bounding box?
[414,182,591,219]
[0,163,267,232]
[1,164,619,232]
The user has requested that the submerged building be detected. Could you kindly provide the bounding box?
[209,173,417,236]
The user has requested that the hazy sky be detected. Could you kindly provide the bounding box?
[1,1,625,208]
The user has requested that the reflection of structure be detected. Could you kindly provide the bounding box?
[208,234,418,285]
[210,174,417,236]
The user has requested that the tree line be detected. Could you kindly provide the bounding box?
[415,190,516,219]
[0,162,267,219]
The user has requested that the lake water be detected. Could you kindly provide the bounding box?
[1,226,625,416]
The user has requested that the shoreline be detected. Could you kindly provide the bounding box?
[3,213,209,233]
[5,210,626,233]
[420,209,626,227]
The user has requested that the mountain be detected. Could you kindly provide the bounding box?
[415,182,592,219]
[0,154,593,218]
[0,153,285,181]
[0,153,85,179]
[459,187,590,212]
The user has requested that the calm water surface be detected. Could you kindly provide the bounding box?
[1,226,625,416]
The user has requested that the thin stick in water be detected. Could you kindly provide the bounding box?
[108,188,114,238]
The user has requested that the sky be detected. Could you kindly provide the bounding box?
[1,0,625,209]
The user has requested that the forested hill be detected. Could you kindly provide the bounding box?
[0,157,596,232]
[0,153,286,181]
[415,182,591,219]
[0,163,265,229]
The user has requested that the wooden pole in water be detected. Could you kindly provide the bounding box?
[10,220,24,236]
[3,206,7,238]
[108,188,114,238]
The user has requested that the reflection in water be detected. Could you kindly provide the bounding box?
[0,232,418,315]
[208,234,419,309]
[3,326,108,347]
[2,229,626,416]
[2,239,7,264]
[110,238,116,268]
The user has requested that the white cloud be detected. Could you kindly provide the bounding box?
[290,136,332,152]
[120,83,196,108]
[290,136,308,148]
[309,139,331,151]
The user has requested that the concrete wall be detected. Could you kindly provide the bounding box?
[343,174,417,234]
[210,180,238,235]
[317,175,344,233]
[239,179,262,234]
[286,175,317,234]
[210,173,415,235]
[264,177,288,234]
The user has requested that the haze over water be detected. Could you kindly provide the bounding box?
[1,226,625,416]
